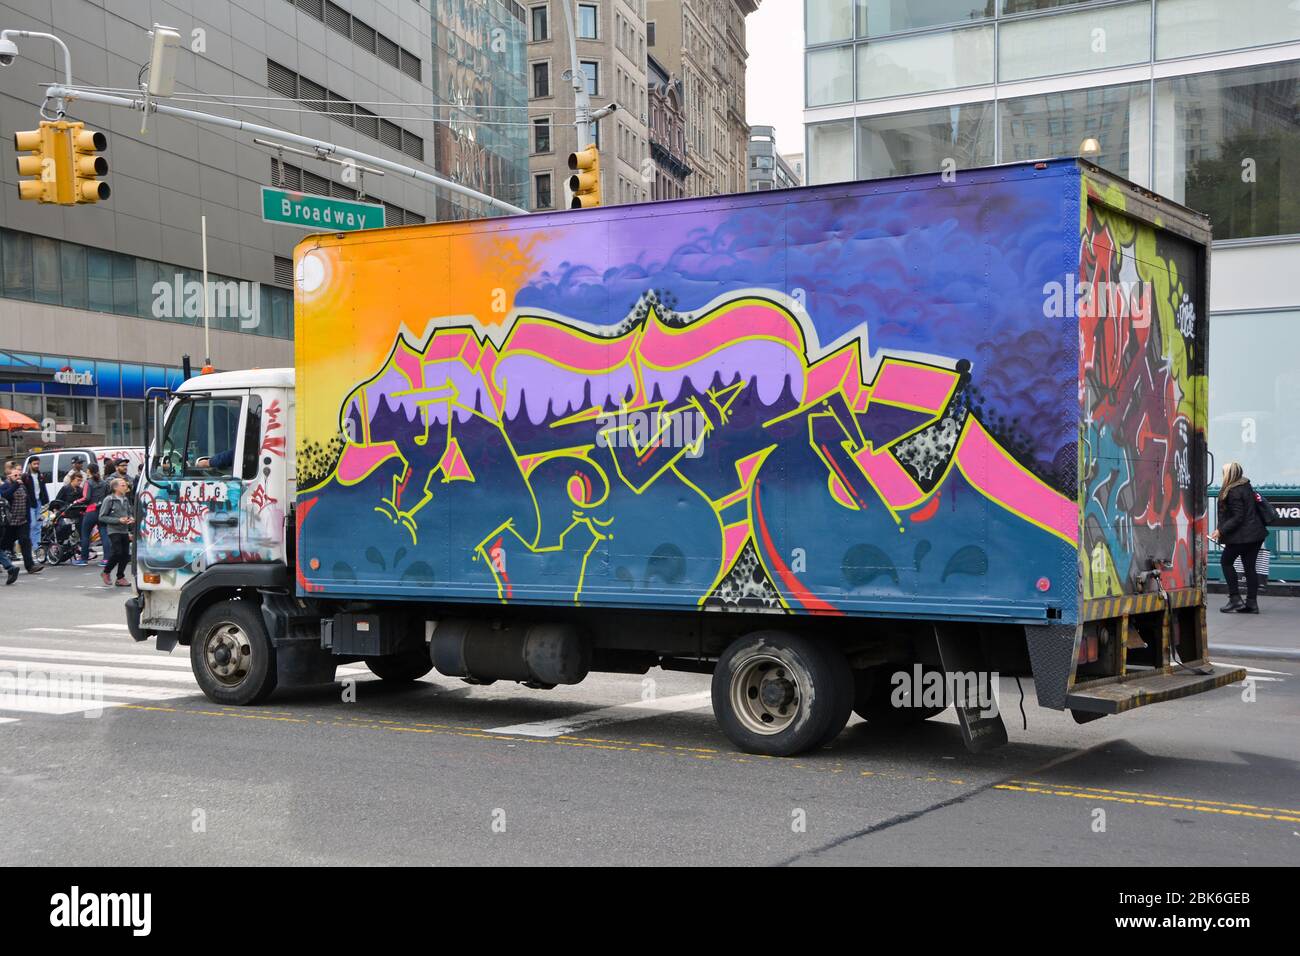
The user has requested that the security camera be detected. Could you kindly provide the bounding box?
[0,35,18,66]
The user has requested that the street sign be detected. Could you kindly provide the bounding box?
[261,186,385,231]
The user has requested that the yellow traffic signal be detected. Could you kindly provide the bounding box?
[13,121,108,204]
[567,144,601,209]
[14,124,62,202]
[71,125,109,203]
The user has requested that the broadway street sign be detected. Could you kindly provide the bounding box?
[261,186,385,231]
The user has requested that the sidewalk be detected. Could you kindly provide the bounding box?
[1207,594,1300,661]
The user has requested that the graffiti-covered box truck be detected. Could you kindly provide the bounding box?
[126,158,1244,757]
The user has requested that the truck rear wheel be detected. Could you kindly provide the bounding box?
[853,665,947,726]
[712,631,852,757]
[190,600,277,705]
[366,647,433,683]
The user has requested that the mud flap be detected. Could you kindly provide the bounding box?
[1023,621,1077,711]
[932,623,1008,753]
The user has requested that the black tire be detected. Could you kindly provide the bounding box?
[712,631,853,757]
[366,646,433,682]
[190,599,278,705]
[852,664,948,726]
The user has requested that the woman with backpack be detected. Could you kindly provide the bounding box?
[1210,461,1269,614]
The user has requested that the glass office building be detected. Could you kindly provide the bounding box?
[804,0,1300,578]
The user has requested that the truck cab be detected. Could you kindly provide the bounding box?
[127,369,303,679]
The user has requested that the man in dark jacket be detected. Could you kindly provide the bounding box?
[1,460,43,574]
[21,457,50,552]
[1211,462,1268,614]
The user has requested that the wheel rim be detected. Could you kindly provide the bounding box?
[202,622,253,687]
[730,653,802,735]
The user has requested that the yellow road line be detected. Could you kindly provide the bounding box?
[1011,779,1300,817]
[996,782,1300,824]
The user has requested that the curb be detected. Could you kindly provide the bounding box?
[1208,643,1300,663]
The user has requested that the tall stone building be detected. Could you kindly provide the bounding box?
[524,1,651,209]
[647,53,690,200]
[646,0,758,198]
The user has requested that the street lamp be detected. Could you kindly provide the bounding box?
[1079,137,1102,158]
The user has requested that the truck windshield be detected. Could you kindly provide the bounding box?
[154,397,243,479]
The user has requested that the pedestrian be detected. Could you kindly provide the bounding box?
[74,462,106,566]
[0,486,16,585]
[1,460,43,575]
[21,457,50,553]
[111,458,135,508]
[1210,461,1269,614]
[98,476,134,587]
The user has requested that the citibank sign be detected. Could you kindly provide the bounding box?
[54,366,94,387]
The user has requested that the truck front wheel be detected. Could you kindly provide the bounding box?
[190,600,278,705]
[712,631,852,757]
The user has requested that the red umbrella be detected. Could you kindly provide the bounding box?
[0,408,40,431]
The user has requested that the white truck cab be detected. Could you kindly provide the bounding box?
[127,368,297,661]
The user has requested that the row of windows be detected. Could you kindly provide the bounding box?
[271,159,427,225]
[285,0,422,80]
[531,58,601,98]
[266,60,425,161]
[0,229,293,340]
[807,0,1300,105]
[807,58,1300,241]
[529,3,600,42]
[808,0,1300,48]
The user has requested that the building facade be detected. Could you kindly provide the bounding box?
[430,0,530,218]
[524,0,651,210]
[782,151,805,185]
[0,0,527,449]
[746,125,799,190]
[648,52,691,199]
[802,0,1300,573]
[647,0,759,197]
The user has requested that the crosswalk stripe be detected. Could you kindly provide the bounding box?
[0,658,197,685]
[0,717,19,724]
[0,645,193,668]
[488,690,713,738]
[80,624,131,631]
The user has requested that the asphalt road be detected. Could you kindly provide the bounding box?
[0,563,1296,866]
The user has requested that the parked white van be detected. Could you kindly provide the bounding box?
[22,446,145,500]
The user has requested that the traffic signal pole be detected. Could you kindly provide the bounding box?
[39,83,528,216]
[558,1,613,208]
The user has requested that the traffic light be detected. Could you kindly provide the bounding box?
[13,121,108,204]
[567,144,601,209]
[14,123,64,203]
[71,124,110,203]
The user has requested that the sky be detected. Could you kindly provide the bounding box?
[745,1,806,161]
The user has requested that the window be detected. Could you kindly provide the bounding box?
[32,236,60,305]
[581,60,600,96]
[87,248,114,313]
[807,120,855,184]
[1155,60,1300,239]
[533,117,552,154]
[1,230,32,300]
[531,4,549,41]
[807,0,855,44]
[532,61,551,98]
[999,1,1150,83]
[1156,0,1300,58]
[1001,82,1150,186]
[857,101,994,179]
[858,0,993,38]
[578,3,598,39]
[156,396,243,479]
[535,173,553,210]
[856,24,994,100]
[647,20,656,46]
[806,46,853,106]
[60,243,86,310]
[1209,310,1300,485]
